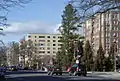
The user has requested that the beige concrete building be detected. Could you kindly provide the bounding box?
[84,10,120,56]
[25,33,62,61]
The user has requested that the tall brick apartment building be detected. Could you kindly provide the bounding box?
[84,10,120,56]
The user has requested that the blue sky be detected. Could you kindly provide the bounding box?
[1,0,68,43]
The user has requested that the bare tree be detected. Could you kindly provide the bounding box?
[70,0,120,21]
[0,0,31,29]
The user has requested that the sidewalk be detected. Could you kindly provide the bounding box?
[89,72,120,79]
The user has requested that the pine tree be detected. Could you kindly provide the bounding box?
[96,44,105,71]
[57,3,80,69]
[82,40,93,71]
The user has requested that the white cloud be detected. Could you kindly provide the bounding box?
[3,21,60,34]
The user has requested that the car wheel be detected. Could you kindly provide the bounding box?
[56,73,58,75]
[59,73,62,75]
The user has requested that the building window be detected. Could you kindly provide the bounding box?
[53,40,56,42]
[47,40,50,42]
[58,44,62,46]
[39,43,45,46]
[58,48,61,50]
[58,36,62,39]
[53,44,56,46]
[40,47,45,50]
[39,40,45,42]
[47,47,50,50]
[39,51,45,53]
[53,51,56,53]
[28,35,31,38]
[53,48,56,50]
[47,43,50,46]
[53,36,56,38]
[47,36,50,38]
[39,36,45,38]
[47,51,50,53]
[35,36,37,38]
[58,40,62,42]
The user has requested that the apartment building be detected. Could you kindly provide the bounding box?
[25,34,62,63]
[84,10,120,56]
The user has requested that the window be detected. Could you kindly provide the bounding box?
[47,43,50,46]
[58,40,62,42]
[39,40,45,42]
[40,47,45,50]
[58,48,61,50]
[35,36,37,38]
[53,44,56,46]
[39,43,45,46]
[53,48,56,50]
[53,36,56,38]
[47,40,50,42]
[47,51,50,53]
[47,47,50,50]
[39,51,45,53]
[53,40,56,42]
[53,51,56,53]
[39,36,45,38]
[47,36,50,38]
[28,35,31,38]
[58,44,62,46]
[58,36,62,39]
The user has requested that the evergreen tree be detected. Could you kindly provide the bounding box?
[57,3,80,68]
[82,40,93,71]
[96,44,105,71]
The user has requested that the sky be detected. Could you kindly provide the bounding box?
[0,0,83,44]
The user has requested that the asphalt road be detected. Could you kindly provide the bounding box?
[2,71,120,81]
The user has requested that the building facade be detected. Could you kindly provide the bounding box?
[19,33,62,66]
[84,10,120,56]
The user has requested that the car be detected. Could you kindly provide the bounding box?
[47,65,62,75]
[0,66,6,72]
[8,66,18,71]
[0,69,5,80]
[68,63,87,76]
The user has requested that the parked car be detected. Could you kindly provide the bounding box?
[47,65,62,75]
[0,68,5,80]
[0,66,6,72]
[68,63,87,76]
[8,66,18,71]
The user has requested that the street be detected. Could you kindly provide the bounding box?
[3,71,120,81]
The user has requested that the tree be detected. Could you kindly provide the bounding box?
[8,41,19,66]
[0,0,31,27]
[95,44,105,71]
[70,0,120,21]
[105,43,116,71]
[57,3,80,69]
[82,40,93,71]
[19,39,36,68]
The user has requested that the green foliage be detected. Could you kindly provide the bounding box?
[56,3,80,69]
[104,56,114,71]
[82,40,93,71]
[95,44,105,71]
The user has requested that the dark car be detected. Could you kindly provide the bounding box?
[47,65,62,75]
[0,69,5,80]
[68,63,87,76]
